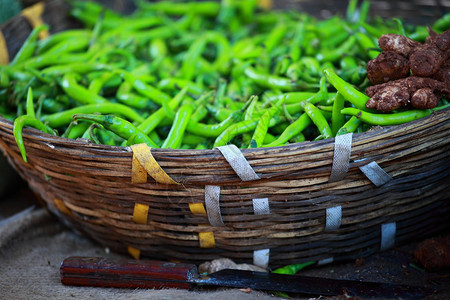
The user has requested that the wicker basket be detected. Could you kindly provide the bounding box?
[1,109,449,267]
[0,0,449,268]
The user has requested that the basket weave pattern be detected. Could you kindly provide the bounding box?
[1,109,449,266]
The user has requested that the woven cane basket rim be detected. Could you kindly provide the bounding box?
[1,108,449,267]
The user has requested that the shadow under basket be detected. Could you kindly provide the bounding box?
[0,108,449,268]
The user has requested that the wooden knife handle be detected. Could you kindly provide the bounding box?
[60,256,198,289]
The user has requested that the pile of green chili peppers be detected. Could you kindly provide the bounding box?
[0,0,449,163]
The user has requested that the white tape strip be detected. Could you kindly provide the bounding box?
[325,206,342,231]
[380,222,396,251]
[253,198,270,215]
[359,161,393,187]
[217,145,260,181]
[329,133,353,182]
[204,185,225,227]
[252,198,270,268]
[317,257,334,265]
[253,249,270,269]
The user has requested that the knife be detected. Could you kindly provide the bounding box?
[60,256,436,298]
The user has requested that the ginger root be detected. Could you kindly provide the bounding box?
[366,51,410,84]
[365,28,450,112]
[366,76,449,112]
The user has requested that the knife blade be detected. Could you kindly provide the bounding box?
[60,256,436,298]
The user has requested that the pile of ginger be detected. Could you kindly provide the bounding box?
[365,28,450,112]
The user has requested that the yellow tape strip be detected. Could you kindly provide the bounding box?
[189,203,207,215]
[130,143,179,185]
[131,154,147,183]
[0,32,9,65]
[128,246,141,259]
[199,232,216,248]
[133,203,149,224]
[54,198,73,216]
[258,0,272,10]
[189,203,215,248]
[21,2,50,39]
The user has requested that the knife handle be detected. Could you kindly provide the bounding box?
[60,256,198,289]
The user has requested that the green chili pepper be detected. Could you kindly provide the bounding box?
[358,0,371,23]
[263,91,319,105]
[61,120,78,138]
[336,115,362,136]
[116,81,156,110]
[360,22,385,38]
[340,107,437,126]
[354,32,379,60]
[408,26,430,42]
[244,95,259,121]
[89,9,104,48]
[42,35,90,57]
[250,96,285,148]
[98,126,119,146]
[117,69,171,106]
[432,13,450,32]
[264,22,288,54]
[13,50,91,70]
[213,113,282,148]
[263,113,311,147]
[41,103,144,128]
[323,68,369,110]
[67,121,91,139]
[14,115,56,163]
[339,56,358,70]
[190,92,214,122]
[181,133,205,146]
[321,30,351,49]
[42,62,112,77]
[243,65,314,92]
[213,78,228,107]
[61,73,108,105]
[161,102,194,149]
[302,101,333,139]
[180,32,231,80]
[272,261,315,275]
[186,110,240,138]
[138,0,220,17]
[158,78,204,96]
[206,105,233,122]
[69,1,122,29]
[149,38,168,59]
[162,86,189,119]
[289,23,305,62]
[25,87,35,118]
[36,29,91,55]
[0,67,10,88]
[331,92,346,136]
[86,123,102,144]
[232,36,264,60]
[10,25,49,66]
[214,119,258,147]
[73,113,158,148]
[98,49,138,70]
[40,98,66,114]
[393,18,408,37]
[136,87,188,136]
[23,67,55,84]
[88,71,116,94]
[316,36,356,63]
